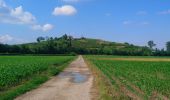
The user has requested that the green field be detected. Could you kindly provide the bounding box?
[86,55,170,99]
[0,56,75,99]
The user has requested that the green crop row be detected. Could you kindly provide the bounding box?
[0,56,74,91]
[86,55,170,99]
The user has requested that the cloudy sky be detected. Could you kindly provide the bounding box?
[0,0,170,49]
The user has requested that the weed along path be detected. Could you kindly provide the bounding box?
[15,56,93,100]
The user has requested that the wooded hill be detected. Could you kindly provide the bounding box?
[0,34,154,56]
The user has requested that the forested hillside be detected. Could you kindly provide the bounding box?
[0,34,168,56]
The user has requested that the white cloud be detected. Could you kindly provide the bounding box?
[10,6,36,24]
[0,34,29,44]
[43,24,54,31]
[0,0,6,7]
[0,0,53,32]
[32,24,54,32]
[158,9,170,15]
[0,34,13,43]
[52,5,77,16]
[0,2,35,24]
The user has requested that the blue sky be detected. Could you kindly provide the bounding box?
[0,0,170,49]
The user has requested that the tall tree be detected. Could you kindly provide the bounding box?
[166,41,170,54]
[37,37,45,43]
[148,41,156,49]
[68,36,73,47]
[62,34,68,40]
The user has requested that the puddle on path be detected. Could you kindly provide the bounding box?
[58,72,88,83]
[71,72,87,83]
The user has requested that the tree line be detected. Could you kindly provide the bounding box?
[0,34,170,56]
[147,40,170,56]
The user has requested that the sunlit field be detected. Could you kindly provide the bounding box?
[0,56,74,91]
[86,55,170,99]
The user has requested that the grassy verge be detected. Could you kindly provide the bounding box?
[0,56,76,100]
[84,56,113,100]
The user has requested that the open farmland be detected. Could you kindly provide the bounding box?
[85,55,170,99]
[0,56,75,99]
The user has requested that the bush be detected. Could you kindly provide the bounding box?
[69,52,77,56]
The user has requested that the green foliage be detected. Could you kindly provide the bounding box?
[0,56,75,100]
[166,41,170,54]
[37,37,45,43]
[69,52,77,56]
[0,76,48,100]
[0,34,153,56]
[0,56,74,91]
[87,56,170,99]
[148,40,156,49]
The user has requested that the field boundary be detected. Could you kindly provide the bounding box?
[84,56,115,100]
[96,58,170,62]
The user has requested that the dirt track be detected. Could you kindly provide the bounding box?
[15,56,93,100]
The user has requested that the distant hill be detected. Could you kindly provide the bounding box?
[0,35,152,56]
[70,38,151,55]
[73,38,131,49]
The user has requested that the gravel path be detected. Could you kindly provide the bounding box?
[15,56,93,100]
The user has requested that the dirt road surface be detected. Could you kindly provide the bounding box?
[15,56,93,100]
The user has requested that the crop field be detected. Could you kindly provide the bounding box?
[86,55,170,99]
[0,56,74,92]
